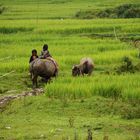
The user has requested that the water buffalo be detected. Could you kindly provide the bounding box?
[30,57,58,87]
[72,57,94,76]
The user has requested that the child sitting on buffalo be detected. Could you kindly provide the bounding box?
[39,44,52,59]
[29,49,38,63]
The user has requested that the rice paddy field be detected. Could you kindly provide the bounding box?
[0,0,140,140]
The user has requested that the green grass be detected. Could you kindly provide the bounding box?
[0,0,140,139]
[45,74,140,101]
[0,96,140,140]
[0,0,140,19]
[0,19,139,73]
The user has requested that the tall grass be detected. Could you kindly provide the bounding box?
[0,22,138,72]
[0,19,139,34]
[0,49,138,72]
[0,1,140,139]
[0,9,139,103]
[45,74,140,101]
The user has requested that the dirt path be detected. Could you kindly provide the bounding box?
[0,88,44,109]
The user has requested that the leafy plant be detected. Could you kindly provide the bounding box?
[75,4,140,19]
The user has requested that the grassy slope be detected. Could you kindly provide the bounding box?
[0,96,140,140]
[0,0,140,19]
[0,19,139,96]
[0,0,140,139]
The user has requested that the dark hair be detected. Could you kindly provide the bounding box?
[32,49,37,54]
[43,44,48,51]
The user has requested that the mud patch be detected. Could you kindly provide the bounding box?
[0,88,44,110]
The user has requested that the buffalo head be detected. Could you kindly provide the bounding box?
[72,65,81,76]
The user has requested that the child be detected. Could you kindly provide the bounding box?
[40,44,51,59]
[29,49,38,63]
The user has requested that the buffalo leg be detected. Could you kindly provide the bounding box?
[88,69,93,76]
[32,75,38,88]
[47,78,52,84]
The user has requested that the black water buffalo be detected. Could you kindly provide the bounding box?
[72,57,94,76]
[30,57,58,87]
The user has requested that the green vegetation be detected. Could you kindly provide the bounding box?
[0,0,140,139]
[0,0,140,19]
[0,96,140,140]
[0,4,6,14]
[115,56,136,74]
[75,4,140,19]
[45,74,140,102]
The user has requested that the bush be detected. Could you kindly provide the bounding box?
[115,56,140,74]
[75,4,140,19]
[97,9,113,18]
[115,4,140,18]
[115,56,135,74]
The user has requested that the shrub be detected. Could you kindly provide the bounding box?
[115,56,140,74]
[115,56,135,74]
[75,4,140,19]
[97,9,112,18]
[115,4,140,18]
